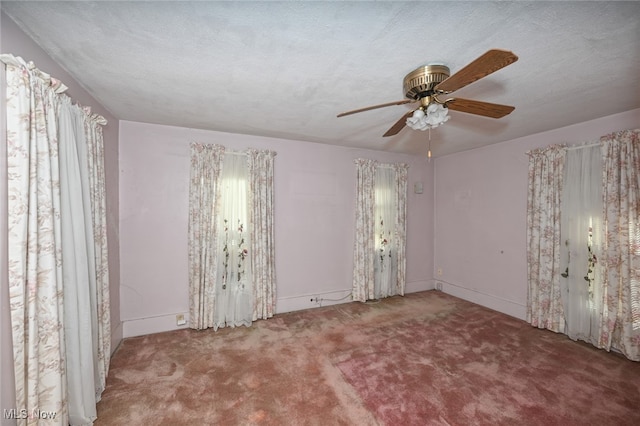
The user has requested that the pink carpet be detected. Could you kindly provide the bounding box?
[334,301,640,425]
[96,291,640,425]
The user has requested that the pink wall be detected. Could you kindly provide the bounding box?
[118,120,434,336]
[1,12,121,419]
[433,108,640,319]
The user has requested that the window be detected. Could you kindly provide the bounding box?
[214,153,252,329]
[559,145,602,343]
[189,143,277,331]
[374,166,399,299]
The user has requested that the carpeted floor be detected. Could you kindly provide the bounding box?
[96,291,640,425]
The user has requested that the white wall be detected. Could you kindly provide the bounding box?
[433,108,640,319]
[118,121,434,337]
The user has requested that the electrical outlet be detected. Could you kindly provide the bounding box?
[176,314,186,326]
[435,282,443,291]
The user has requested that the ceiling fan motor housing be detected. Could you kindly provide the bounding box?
[403,64,450,100]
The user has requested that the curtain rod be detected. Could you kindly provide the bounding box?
[225,150,277,157]
[566,141,600,151]
[1,54,107,125]
[378,163,409,170]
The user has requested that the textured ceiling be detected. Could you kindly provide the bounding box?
[2,1,639,157]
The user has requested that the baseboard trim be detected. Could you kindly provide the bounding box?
[436,280,526,320]
[110,321,123,354]
[122,312,190,338]
[276,288,353,313]
[122,280,438,338]
[405,279,434,293]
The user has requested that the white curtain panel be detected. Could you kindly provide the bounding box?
[58,97,99,425]
[3,54,111,425]
[247,149,277,321]
[599,129,640,361]
[374,167,396,298]
[188,143,225,329]
[526,145,567,332]
[560,144,603,345]
[214,153,253,330]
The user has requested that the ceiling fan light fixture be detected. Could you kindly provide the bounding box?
[406,103,450,131]
[336,49,518,138]
[403,64,450,99]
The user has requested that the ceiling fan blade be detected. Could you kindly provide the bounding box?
[337,99,415,117]
[383,110,415,137]
[434,49,518,93]
[445,98,515,118]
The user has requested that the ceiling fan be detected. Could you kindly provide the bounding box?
[337,49,518,137]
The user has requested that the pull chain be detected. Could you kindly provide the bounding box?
[427,127,432,162]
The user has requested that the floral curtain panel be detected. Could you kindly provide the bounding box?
[3,54,111,425]
[599,129,640,361]
[352,159,377,302]
[247,149,277,321]
[392,163,408,297]
[526,145,567,332]
[4,55,68,425]
[83,108,111,391]
[188,143,225,329]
